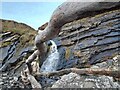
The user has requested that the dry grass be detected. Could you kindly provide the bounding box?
[1,19,37,48]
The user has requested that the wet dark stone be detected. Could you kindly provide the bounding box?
[57,47,66,70]
[38,76,59,88]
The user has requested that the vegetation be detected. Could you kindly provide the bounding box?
[1,19,37,48]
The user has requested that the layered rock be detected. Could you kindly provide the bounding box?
[52,55,120,88]
[59,9,120,68]
[0,19,37,71]
[33,8,120,88]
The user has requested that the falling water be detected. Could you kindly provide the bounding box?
[40,40,60,72]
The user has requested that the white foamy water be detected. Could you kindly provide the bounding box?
[40,40,60,72]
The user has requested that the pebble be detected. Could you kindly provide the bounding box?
[3,84,8,86]
[9,77,13,80]
[7,86,11,88]
[0,82,4,85]
[14,77,18,81]
[2,77,8,80]
[0,78,2,82]
[2,73,8,76]
[91,65,99,69]
[83,82,96,88]
[4,80,9,84]
[11,83,14,86]
[10,80,14,84]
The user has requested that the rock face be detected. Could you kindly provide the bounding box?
[0,19,37,88]
[51,8,120,88]
[0,4,120,89]
[59,9,120,67]
[52,55,120,88]
[0,19,37,72]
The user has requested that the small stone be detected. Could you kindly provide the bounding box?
[10,80,14,84]
[7,85,11,88]
[113,55,120,60]
[73,51,83,58]
[13,77,18,81]
[2,77,8,80]
[2,73,8,76]
[91,65,99,69]
[9,77,13,80]
[0,82,4,85]
[4,84,8,86]
[11,83,14,86]
[83,82,96,88]
[4,80,9,84]
[0,78,2,82]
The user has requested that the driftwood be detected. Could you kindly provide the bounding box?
[25,44,47,74]
[27,74,42,88]
[35,68,120,79]
[25,50,39,74]
[21,63,42,88]
[21,67,119,88]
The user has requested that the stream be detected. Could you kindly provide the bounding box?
[40,40,60,72]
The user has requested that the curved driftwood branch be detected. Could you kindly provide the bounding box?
[21,68,42,88]
[27,74,42,88]
[25,50,39,73]
[35,1,120,44]
[35,68,120,79]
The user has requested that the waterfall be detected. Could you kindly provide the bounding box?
[40,40,60,72]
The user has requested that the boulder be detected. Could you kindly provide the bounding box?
[52,72,120,88]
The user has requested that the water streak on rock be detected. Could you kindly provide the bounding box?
[40,40,60,72]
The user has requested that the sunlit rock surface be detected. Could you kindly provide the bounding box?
[52,72,120,88]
